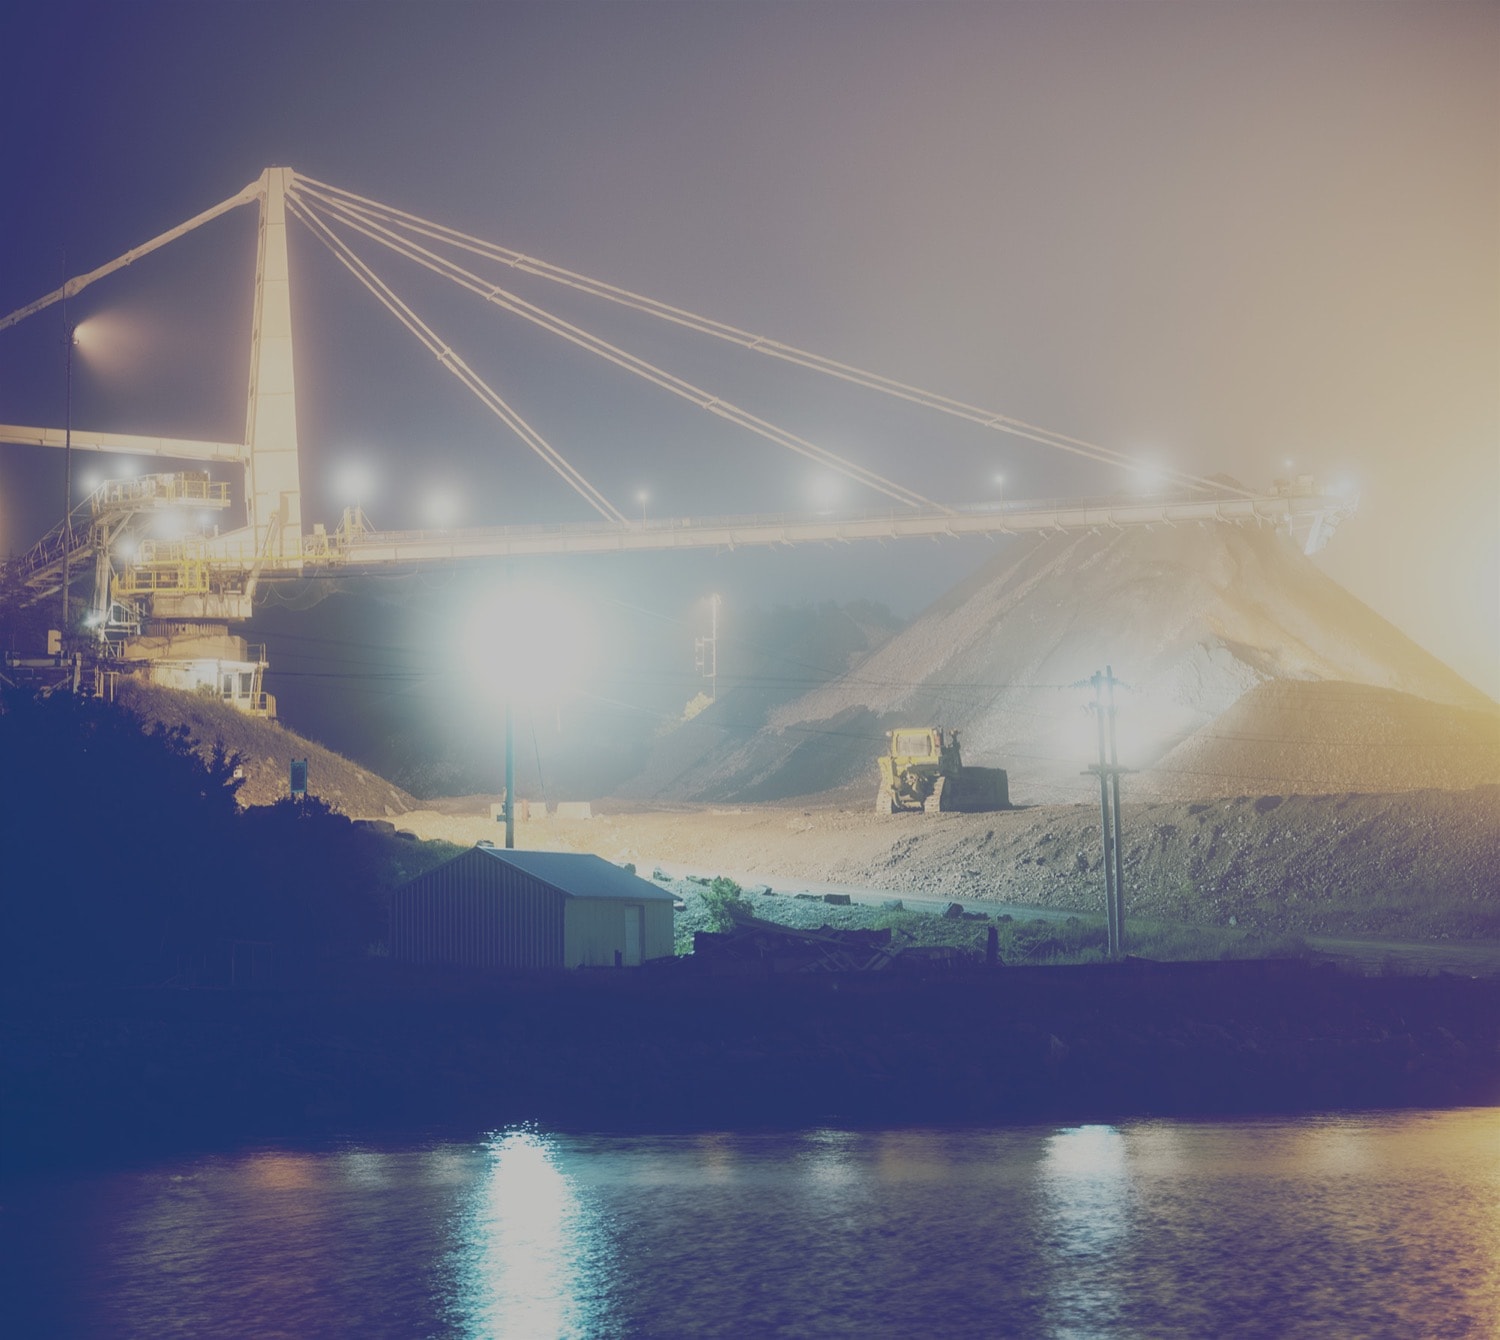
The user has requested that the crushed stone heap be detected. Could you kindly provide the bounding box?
[632,523,1491,805]
[1135,680,1500,799]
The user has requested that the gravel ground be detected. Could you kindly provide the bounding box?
[394,784,1500,942]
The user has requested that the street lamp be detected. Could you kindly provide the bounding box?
[460,581,594,849]
[635,488,649,525]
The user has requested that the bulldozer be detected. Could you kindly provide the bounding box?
[875,727,1010,814]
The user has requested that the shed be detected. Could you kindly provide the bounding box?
[390,846,676,970]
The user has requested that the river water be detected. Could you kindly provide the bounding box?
[3,1108,1496,1338]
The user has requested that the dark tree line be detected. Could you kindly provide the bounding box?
[1,689,388,986]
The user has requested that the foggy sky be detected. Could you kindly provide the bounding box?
[1,1,1495,697]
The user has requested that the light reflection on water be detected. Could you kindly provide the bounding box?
[2,1109,1497,1338]
[450,1130,610,1339]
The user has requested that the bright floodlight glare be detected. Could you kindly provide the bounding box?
[1128,462,1167,495]
[336,461,376,505]
[809,474,842,511]
[116,538,137,562]
[461,582,596,706]
[424,488,461,529]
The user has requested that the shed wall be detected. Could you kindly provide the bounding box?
[643,902,675,961]
[563,899,677,966]
[391,857,565,968]
[565,899,634,967]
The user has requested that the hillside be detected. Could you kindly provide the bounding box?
[116,681,418,815]
[621,524,1491,805]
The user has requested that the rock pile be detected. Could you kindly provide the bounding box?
[1136,680,1500,799]
[629,523,1491,804]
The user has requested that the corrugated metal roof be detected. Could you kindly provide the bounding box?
[470,846,676,903]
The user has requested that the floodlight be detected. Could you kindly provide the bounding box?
[424,487,461,529]
[336,461,376,506]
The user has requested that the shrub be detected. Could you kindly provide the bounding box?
[701,876,753,931]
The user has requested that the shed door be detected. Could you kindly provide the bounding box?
[623,907,641,966]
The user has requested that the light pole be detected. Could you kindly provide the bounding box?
[61,322,78,634]
[503,692,515,849]
[462,580,592,849]
[635,488,649,525]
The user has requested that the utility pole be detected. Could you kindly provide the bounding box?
[695,593,720,701]
[503,560,516,850]
[1084,666,1129,957]
[1105,666,1127,950]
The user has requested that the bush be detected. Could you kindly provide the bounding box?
[700,877,753,931]
[0,688,243,985]
[0,691,467,984]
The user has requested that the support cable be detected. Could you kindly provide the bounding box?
[291,181,940,511]
[284,195,625,522]
[294,174,1250,499]
[0,179,263,333]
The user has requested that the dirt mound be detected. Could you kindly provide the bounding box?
[1136,680,1500,799]
[627,524,1490,805]
[117,681,418,815]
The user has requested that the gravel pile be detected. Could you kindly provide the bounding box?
[1136,680,1500,799]
[624,523,1491,806]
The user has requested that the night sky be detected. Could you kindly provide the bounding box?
[1,1,1495,699]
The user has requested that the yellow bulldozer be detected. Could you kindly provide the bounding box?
[875,727,1010,814]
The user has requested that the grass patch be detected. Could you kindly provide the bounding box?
[667,879,1313,965]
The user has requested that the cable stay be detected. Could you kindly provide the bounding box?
[0,177,264,334]
[0,165,1277,535]
[295,173,1250,500]
[284,194,626,523]
[290,180,940,512]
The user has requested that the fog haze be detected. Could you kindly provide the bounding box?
[2,1,1494,696]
